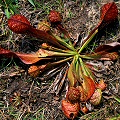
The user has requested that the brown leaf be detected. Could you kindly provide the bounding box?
[61,99,80,119]
[28,65,47,77]
[100,52,118,61]
[94,42,120,53]
[84,42,120,61]
[0,47,48,64]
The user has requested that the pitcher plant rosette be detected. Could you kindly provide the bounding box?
[0,2,119,119]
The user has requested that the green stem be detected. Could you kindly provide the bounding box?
[79,58,94,79]
[51,57,73,66]
[51,32,76,51]
[79,53,101,60]
[42,45,77,55]
[78,29,98,53]
[79,58,88,76]
[42,50,75,57]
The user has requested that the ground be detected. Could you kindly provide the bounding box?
[0,0,120,120]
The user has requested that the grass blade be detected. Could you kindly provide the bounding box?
[28,0,35,7]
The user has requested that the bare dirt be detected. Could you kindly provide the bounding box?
[0,0,120,120]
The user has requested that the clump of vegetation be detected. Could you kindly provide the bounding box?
[0,2,119,119]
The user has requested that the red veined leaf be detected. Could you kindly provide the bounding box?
[0,47,49,64]
[49,10,62,23]
[97,2,118,29]
[82,75,95,101]
[89,89,102,105]
[99,2,118,24]
[66,87,80,103]
[93,42,120,60]
[48,10,70,39]
[80,2,118,47]
[8,14,66,49]
[8,14,31,34]
[77,75,95,102]
[61,99,80,119]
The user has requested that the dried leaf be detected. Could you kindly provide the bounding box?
[86,62,105,72]
[84,42,120,61]
[94,42,120,53]
[100,52,118,61]
[37,20,50,32]
[61,99,80,119]
[28,65,46,77]
[0,47,48,64]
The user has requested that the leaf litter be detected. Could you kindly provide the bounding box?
[2,0,119,119]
